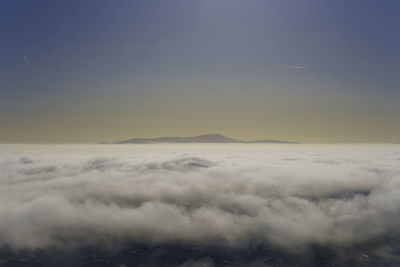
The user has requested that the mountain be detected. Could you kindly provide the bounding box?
[113,134,297,144]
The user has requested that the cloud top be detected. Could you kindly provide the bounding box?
[0,144,399,251]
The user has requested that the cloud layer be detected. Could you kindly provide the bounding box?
[0,144,399,251]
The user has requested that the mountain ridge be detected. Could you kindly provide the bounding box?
[113,134,298,144]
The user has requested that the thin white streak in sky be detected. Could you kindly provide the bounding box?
[280,66,306,69]
[23,56,29,64]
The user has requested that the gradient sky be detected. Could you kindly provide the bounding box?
[1,0,399,143]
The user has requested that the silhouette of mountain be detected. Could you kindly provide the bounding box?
[114,134,297,144]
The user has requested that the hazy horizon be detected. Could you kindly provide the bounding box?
[1,133,400,145]
[0,131,399,145]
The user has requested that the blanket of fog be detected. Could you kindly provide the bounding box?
[0,144,399,251]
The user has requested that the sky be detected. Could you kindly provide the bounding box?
[1,0,399,143]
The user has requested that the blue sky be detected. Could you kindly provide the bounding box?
[1,0,399,142]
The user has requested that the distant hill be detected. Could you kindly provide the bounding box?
[113,134,297,144]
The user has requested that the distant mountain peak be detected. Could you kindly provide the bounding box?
[199,133,226,137]
[113,134,297,144]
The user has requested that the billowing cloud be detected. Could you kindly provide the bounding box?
[0,144,399,253]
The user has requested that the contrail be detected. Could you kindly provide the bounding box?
[23,56,29,64]
[280,66,306,69]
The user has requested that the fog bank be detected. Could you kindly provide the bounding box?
[0,144,399,251]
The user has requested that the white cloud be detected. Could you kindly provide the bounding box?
[0,144,399,251]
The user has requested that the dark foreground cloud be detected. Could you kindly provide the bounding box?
[0,145,399,257]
